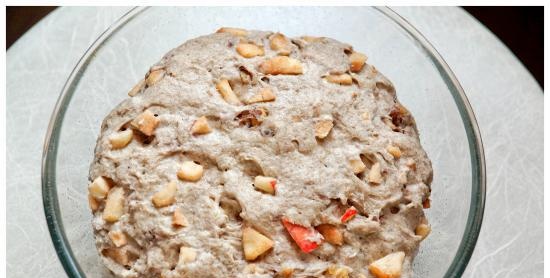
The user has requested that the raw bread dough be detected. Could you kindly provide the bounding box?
[89,29,433,278]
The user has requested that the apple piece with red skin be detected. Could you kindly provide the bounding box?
[341,206,358,223]
[281,218,322,253]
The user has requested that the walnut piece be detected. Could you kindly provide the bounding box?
[235,108,267,127]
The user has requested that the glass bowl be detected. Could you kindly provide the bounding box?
[42,6,485,278]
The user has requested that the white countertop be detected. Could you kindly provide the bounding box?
[6,6,543,277]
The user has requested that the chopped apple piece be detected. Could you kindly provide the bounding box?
[254,176,277,194]
[191,116,212,135]
[279,267,294,278]
[316,224,343,245]
[325,73,353,85]
[350,159,366,174]
[415,224,431,240]
[103,187,124,222]
[248,88,276,104]
[145,68,165,87]
[88,176,111,200]
[216,79,242,105]
[178,246,197,264]
[109,129,133,149]
[172,208,189,227]
[152,181,177,208]
[315,120,334,139]
[325,265,350,278]
[130,110,159,136]
[368,251,405,278]
[103,248,131,266]
[349,51,367,73]
[108,230,128,247]
[242,227,274,260]
[237,42,265,58]
[281,218,322,253]
[128,79,145,97]
[387,145,401,159]
[341,207,358,223]
[216,27,248,36]
[88,194,99,212]
[270,33,291,55]
[368,162,383,184]
[177,161,204,182]
[259,56,303,75]
[422,198,431,209]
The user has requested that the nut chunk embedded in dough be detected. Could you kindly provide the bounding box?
[259,56,303,75]
[270,33,291,55]
[242,227,274,261]
[109,129,133,149]
[216,27,248,37]
[349,51,367,73]
[316,224,343,246]
[368,251,406,278]
[315,119,334,139]
[152,181,177,208]
[281,218,322,253]
[178,246,197,265]
[88,176,111,200]
[415,224,431,240]
[177,161,204,182]
[236,43,265,58]
[108,230,128,247]
[190,116,212,135]
[253,176,277,194]
[325,265,350,278]
[216,79,242,105]
[248,88,276,104]
[368,162,383,184]
[350,159,366,175]
[103,187,124,222]
[130,110,159,136]
[172,208,189,227]
[325,73,353,85]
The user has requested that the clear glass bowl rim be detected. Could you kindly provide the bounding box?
[41,6,486,278]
